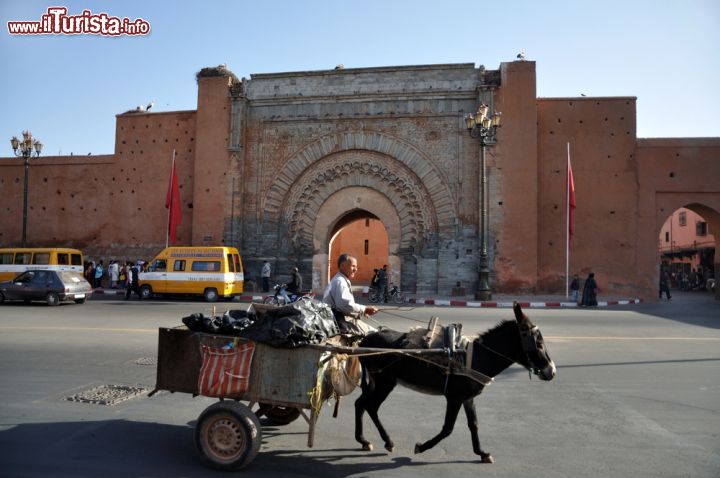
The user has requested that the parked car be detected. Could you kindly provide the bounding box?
[0,270,93,306]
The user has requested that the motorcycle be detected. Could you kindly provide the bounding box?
[263,283,315,306]
[368,283,404,304]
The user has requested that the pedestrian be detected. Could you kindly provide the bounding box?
[108,260,119,289]
[570,274,580,303]
[580,272,599,307]
[94,260,104,289]
[323,253,378,335]
[85,261,95,285]
[124,261,140,300]
[659,269,672,300]
[261,261,271,293]
[119,263,127,288]
[377,264,388,303]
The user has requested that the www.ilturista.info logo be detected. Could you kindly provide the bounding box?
[7,7,150,36]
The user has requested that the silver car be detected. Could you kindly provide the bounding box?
[0,270,93,306]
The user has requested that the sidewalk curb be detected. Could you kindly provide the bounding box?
[405,298,644,308]
[92,289,644,308]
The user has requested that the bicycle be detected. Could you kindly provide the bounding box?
[368,283,404,304]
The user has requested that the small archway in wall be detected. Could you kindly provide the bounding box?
[656,202,719,298]
[329,213,389,285]
[311,187,401,293]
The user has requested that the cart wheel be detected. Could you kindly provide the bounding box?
[194,401,262,471]
[260,404,301,425]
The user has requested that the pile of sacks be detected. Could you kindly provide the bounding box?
[182,299,340,348]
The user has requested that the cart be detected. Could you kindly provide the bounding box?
[150,318,461,470]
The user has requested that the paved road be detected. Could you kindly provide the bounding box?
[0,292,718,477]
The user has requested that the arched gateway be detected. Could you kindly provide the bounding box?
[262,130,456,294]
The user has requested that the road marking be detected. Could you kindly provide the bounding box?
[0,326,157,333]
[547,336,720,341]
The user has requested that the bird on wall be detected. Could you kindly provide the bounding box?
[516,51,526,60]
[146,100,155,111]
[335,64,344,70]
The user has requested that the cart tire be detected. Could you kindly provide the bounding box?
[194,401,262,471]
[46,292,60,306]
[260,404,301,425]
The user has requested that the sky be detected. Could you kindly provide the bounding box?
[1,0,719,156]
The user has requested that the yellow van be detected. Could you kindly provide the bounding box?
[138,246,244,301]
[0,248,84,282]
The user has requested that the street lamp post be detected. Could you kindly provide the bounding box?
[10,131,43,247]
[465,104,501,300]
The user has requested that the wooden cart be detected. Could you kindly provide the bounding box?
[151,322,457,470]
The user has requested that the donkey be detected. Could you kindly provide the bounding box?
[354,302,556,463]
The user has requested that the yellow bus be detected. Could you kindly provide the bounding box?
[138,246,244,301]
[0,248,84,282]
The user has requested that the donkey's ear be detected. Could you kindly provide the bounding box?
[513,301,526,323]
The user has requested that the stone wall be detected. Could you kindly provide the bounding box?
[1,61,717,299]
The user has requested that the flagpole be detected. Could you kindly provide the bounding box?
[566,142,570,297]
[166,149,175,249]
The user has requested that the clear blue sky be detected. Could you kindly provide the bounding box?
[1,0,718,156]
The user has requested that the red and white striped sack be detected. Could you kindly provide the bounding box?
[198,342,255,398]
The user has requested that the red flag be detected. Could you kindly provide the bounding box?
[165,152,181,244]
[567,155,576,241]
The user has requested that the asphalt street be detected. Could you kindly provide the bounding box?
[0,292,718,477]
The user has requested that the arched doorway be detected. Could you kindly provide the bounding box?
[311,187,402,293]
[329,213,389,285]
[658,205,717,296]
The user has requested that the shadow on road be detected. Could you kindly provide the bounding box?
[631,291,720,329]
[0,419,484,477]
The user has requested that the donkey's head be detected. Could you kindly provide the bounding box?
[513,302,556,381]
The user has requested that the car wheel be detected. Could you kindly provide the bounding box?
[46,292,60,306]
[204,288,219,302]
[0,292,4,304]
[140,285,153,300]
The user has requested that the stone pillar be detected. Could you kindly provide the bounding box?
[312,252,329,294]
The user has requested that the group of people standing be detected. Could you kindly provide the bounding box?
[83,259,144,298]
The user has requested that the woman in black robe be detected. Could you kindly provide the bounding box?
[580,272,598,307]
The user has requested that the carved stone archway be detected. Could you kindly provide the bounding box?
[311,187,402,292]
[282,150,436,255]
[261,130,456,295]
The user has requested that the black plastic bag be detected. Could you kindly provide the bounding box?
[239,299,340,347]
[181,310,255,335]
